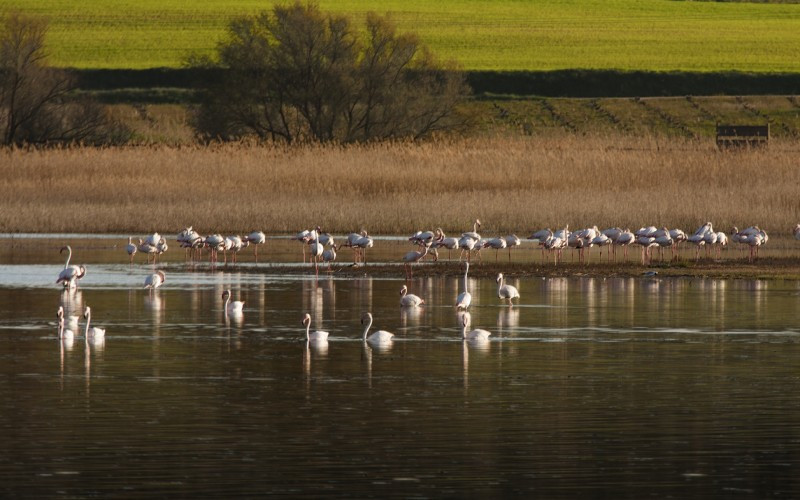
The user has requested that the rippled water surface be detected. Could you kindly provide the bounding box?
[2,236,800,497]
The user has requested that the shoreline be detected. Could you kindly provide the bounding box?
[181,259,800,281]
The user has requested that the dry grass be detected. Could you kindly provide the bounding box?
[2,135,800,235]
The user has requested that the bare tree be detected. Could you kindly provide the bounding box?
[193,2,470,143]
[0,12,127,146]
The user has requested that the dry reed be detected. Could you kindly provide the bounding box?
[2,135,799,235]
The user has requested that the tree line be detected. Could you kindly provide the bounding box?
[0,3,470,147]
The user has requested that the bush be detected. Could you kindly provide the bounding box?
[192,2,471,144]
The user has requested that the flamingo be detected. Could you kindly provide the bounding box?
[354,230,374,264]
[144,232,161,247]
[83,306,105,339]
[302,313,329,342]
[455,262,472,310]
[138,238,158,263]
[56,246,86,289]
[204,234,225,263]
[222,289,244,315]
[496,273,520,306]
[702,228,718,258]
[144,270,166,290]
[125,237,137,265]
[245,231,266,261]
[568,232,586,263]
[409,230,435,247]
[687,228,707,261]
[360,312,394,345]
[400,285,425,307]
[433,228,459,261]
[57,306,75,341]
[715,231,728,259]
[504,234,521,262]
[293,229,312,262]
[483,237,507,262]
[462,219,482,241]
[460,312,491,342]
[655,227,675,262]
[308,231,324,275]
[544,227,568,265]
[458,235,479,263]
[402,245,428,279]
[591,230,612,262]
[342,232,363,263]
[225,235,246,264]
[635,235,657,265]
[602,227,623,242]
[321,244,338,271]
[614,229,635,262]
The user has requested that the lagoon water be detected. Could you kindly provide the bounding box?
[1,236,800,497]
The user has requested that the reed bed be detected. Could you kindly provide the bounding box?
[2,135,799,236]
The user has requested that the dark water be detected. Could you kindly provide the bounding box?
[2,236,800,497]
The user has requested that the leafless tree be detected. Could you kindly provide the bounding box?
[0,12,127,146]
[193,2,471,143]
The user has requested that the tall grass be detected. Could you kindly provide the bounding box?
[2,135,799,235]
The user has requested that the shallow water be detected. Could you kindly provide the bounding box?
[2,236,800,497]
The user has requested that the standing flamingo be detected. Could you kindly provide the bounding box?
[321,244,338,271]
[433,228,459,261]
[402,245,428,279]
[496,273,520,306]
[56,246,86,289]
[614,229,635,262]
[483,237,507,262]
[144,270,166,290]
[245,231,266,262]
[504,234,521,262]
[455,262,472,310]
[126,237,137,265]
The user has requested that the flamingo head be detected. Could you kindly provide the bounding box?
[83,306,91,319]
[496,273,504,284]
[157,270,166,281]
[794,224,800,235]
[57,306,64,319]
[360,312,372,325]
[400,285,407,296]
[221,290,231,300]
[302,313,311,326]
[76,266,86,279]
[59,246,70,254]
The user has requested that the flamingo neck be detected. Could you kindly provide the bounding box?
[64,248,71,269]
[305,320,310,341]
[84,312,90,336]
[362,317,373,340]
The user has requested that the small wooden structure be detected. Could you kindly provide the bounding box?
[716,124,769,148]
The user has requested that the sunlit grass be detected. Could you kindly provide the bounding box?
[2,136,799,236]
[5,0,800,71]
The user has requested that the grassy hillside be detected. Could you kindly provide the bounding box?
[104,96,800,145]
[6,0,800,72]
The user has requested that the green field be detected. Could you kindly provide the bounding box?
[3,0,800,72]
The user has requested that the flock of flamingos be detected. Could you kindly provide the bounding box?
[54,221,800,347]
